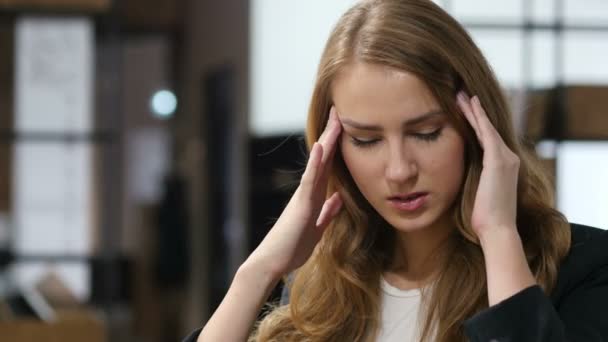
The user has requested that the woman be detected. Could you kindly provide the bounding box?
[187,0,608,341]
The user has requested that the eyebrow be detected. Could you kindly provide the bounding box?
[340,110,444,131]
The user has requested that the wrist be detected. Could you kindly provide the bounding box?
[237,257,283,293]
[477,225,520,248]
[478,225,536,305]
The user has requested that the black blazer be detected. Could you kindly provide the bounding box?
[183,223,608,341]
[463,223,608,341]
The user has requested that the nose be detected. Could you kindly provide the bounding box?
[385,142,418,184]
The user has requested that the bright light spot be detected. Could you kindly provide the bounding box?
[151,90,177,118]
[536,140,557,159]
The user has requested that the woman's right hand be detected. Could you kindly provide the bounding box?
[245,107,343,281]
[197,108,342,342]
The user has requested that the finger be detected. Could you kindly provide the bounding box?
[300,142,323,191]
[317,107,342,165]
[470,96,501,144]
[316,107,333,145]
[311,108,342,195]
[471,96,519,163]
[457,91,482,141]
[315,192,343,229]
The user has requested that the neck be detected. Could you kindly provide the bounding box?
[386,216,454,286]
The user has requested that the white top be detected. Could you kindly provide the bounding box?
[377,277,424,342]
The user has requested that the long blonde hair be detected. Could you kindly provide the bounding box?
[251,0,571,341]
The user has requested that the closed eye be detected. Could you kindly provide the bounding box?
[349,128,443,148]
[412,128,443,142]
[350,136,380,148]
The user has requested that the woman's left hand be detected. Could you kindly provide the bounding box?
[457,92,536,306]
[456,91,520,241]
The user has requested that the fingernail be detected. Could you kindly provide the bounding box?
[457,91,466,102]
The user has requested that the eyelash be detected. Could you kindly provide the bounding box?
[350,128,443,148]
[413,128,443,142]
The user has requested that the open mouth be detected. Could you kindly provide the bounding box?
[388,192,428,211]
[389,192,427,201]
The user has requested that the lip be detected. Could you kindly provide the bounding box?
[388,192,427,200]
[387,192,428,212]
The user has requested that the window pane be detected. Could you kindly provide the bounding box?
[451,0,523,23]
[531,30,557,88]
[564,32,608,84]
[557,142,608,230]
[15,17,93,133]
[564,0,608,25]
[532,0,557,24]
[468,29,524,88]
[13,142,92,255]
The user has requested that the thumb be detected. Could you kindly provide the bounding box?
[315,192,343,232]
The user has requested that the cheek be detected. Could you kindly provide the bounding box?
[425,134,465,189]
[340,145,381,187]
[341,145,363,178]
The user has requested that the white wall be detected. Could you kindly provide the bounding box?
[249,0,357,136]
[557,142,608,229]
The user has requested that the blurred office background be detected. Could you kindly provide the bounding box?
[0,0,606,341]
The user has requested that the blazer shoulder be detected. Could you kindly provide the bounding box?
[570,222,608,246]
[552,222,608,302]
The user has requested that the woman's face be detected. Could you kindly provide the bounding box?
[332,62,465,234]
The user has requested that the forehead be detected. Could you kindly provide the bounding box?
[331,62,439,122]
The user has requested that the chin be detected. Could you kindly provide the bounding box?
[386,217,430,233]
[381,207,445,234]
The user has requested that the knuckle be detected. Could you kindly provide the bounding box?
[513,156,521,165]
[508,153,520,166]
